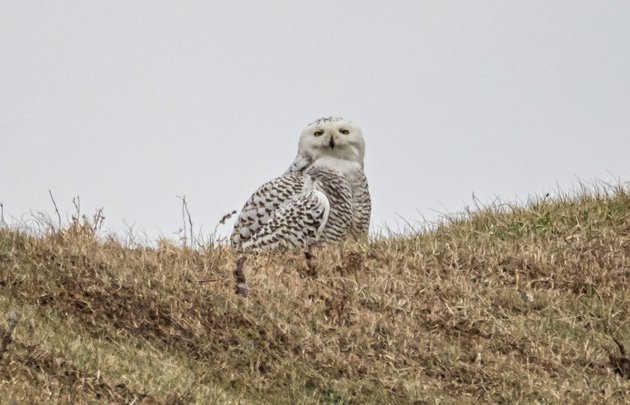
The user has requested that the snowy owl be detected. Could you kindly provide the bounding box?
[230,116,371,294]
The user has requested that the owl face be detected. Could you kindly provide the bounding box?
[297,117,365,165]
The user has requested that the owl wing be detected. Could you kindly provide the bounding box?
[230,172,304,249]
[240,189,330,252]
[230,172,327,249]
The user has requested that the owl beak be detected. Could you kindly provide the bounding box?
[328,137,336,149]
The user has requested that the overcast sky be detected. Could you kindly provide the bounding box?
[1,1,629,242]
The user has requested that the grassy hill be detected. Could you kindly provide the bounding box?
[1,187,629,403]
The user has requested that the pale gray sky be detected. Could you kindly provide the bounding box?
[2,1,629,241]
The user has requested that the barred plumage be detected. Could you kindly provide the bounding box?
[231,117,371,253]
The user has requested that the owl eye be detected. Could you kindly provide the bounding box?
[339,128,349,135]
[313,130,324,137]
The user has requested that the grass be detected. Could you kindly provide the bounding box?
[1,185,629,403]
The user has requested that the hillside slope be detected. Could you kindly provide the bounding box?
[1,188,629,403]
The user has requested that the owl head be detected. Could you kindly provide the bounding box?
[296,117,365,167]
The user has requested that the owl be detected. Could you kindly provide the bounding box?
[230,117,371,294]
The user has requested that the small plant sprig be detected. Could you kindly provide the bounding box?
[0,312,19,360]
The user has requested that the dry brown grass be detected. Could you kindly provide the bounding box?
[1,186,629,403]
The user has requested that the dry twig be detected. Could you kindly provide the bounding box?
[48,190,62,230]
[0,202,6,228]
[609,337,630,378]
[177,195,194,249]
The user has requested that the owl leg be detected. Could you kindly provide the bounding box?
[304,243,318,277]
[234,255,249,296]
